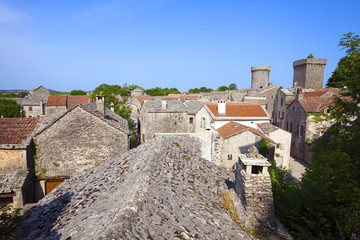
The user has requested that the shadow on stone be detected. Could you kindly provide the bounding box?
[13,192,74,239]
[225,178,235,190]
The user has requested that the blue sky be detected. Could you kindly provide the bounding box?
[1,0,359,92]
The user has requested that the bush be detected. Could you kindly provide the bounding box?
[0,204,22,238]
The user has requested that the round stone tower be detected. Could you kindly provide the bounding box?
[251,66,271,89]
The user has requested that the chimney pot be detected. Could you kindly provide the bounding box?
[96,95,105,116]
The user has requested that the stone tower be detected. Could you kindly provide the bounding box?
[251,66,271,89]
[293,58,327,89]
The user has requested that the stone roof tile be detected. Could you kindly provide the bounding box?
[0,169,28,194]
[16,135,252,239]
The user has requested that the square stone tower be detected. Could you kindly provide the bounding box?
[293,58,327,89]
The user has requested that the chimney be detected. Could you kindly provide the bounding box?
[110,102,114,112]
[40,100,44,115]
[218,100,226,115]
[161,100,167,110]
[96,95,105,116]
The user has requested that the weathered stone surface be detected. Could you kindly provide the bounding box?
[16,136,253,239]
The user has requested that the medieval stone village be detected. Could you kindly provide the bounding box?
[0,55,349,239]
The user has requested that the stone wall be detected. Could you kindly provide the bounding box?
[293,58,327,89]
[0,149,27,170]
[141,112,191,141]
[45,106,67,115]
[24,105,44,117]
[35,107,128,178]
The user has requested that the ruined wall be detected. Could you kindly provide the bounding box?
[35,107,128,177]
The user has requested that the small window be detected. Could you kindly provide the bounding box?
[56,106,58,110]
[276,143,281,148]
[227,154,233,160]
[292,107,295,112]
[189,117,193,124]
[281,98,284,106]
[29,106,32,111]
[251,165,263,174]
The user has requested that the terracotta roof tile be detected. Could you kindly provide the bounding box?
[136,96,151,105]
[0,118,39,144]
[299,97,335,112]
[217,121,274,142]
[206,102,268,118]
[67,96,91,110]
[46,95,67,106]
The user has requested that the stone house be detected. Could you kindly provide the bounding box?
[140,100,204,142]
[0,117,39,209]
[45,95,91,115]
[16,86,50,117]
[257,122,292,169]
[33,97,129,199]
[195,101,271,132]
[273,88,296,129]
[215,121,275,169]
[286,88,338,163]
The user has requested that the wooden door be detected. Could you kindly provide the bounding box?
[45,180,63,195]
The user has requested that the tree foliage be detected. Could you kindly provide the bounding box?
[327,32,360,88]
[217,86,229,91]
[0,204,22,238]
[145,87,180,96]
[0,99,24,118]
[91,84,132,122]
[271,32,360,239]
[69,90,87,95]
[307,53,314,58]
[188,87,213,93]
[228,83,237,90]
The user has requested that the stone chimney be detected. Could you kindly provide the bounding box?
[110,102,114,112]
[161,100,167,111]
[218,100,226,115]
[96,95,105,116]
[40,100,44,115]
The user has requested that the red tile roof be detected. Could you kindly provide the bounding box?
[0,118,39,144]
[46,95,67,106]
[299,97,335,113]
[206,102,268,118]
[286,88,338,106]
[67,96,91,109]
[136,96,151,105]
[217,121,274,142]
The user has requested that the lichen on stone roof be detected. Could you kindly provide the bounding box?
[16,135,252,239]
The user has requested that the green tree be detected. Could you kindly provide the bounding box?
[228,83,237,90]
[307,53,314,58]
[199,87,213,92]
[0,99,24,117]
[327,32,360,88]
[271,33,360,239]
[0,204,22,237]
[217,86,229,91]
[69,90,87,95]
[91,84,132,123]
[145,87,180,96]
[127,84,144,93]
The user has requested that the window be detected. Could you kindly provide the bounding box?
[189,117,193,124]
[298,124,304,137]
[292,107,295,112]
[227,154,232,160]
[29,106,32,111]
[201,118,206,128]
[281,98,284,106]
[287,122,292,132]
[56,106,58,110]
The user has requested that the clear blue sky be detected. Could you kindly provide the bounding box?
[1,0,359,92]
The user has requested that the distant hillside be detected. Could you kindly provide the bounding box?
[0,90,28,93]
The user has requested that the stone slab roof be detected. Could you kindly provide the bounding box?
[257,122,279,134]
[206,102,268,118]
[35,102,129,136]
[0,169,28,194]
[15,136,252,239]
[0,117,39,145]
[217,121,274,143]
